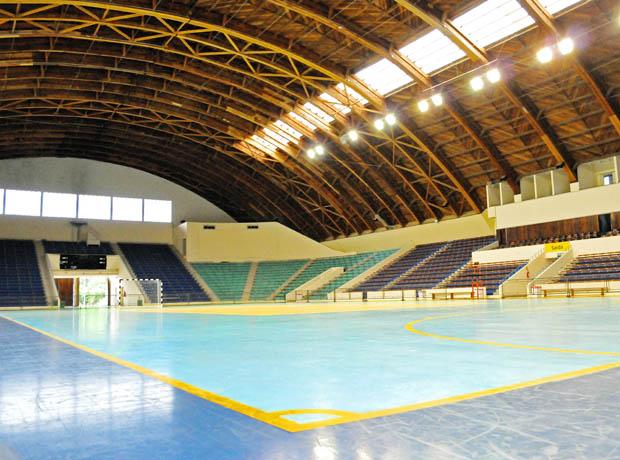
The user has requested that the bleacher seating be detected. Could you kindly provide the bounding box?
[250,259,308,301]
[309,249,396,299]
[193,262,251,301]
[503,232,601,248]
[43,240,115,255]
[558,252,620,282]
[0,240,47,306]
[119,243,209,303]
[277,251,384,300]
[353,243,446,292]
[443,260,527,294]
[391,236,496,291]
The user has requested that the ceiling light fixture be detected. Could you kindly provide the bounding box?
[470,76,485,91]
[486,68,501,83]
[537,46,553,63]
[346,130,359,142]
[558,37,574,55]
[431,94,443,107]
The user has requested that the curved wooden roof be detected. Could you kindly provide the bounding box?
[0,0,618,239]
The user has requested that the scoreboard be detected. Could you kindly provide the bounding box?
[60,254,107,270]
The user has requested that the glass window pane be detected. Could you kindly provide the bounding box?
[540,0,583,14]
[0,189,4,214]
[42,192,77,218]
[112,197,143,222]
[78,194,111,220]
[453,0,534,48]
[143,199,172,223]
[4,189,41,216]
[399,30,466,74]
[355,59,412,95]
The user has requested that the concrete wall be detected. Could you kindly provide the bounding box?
[180,221,348,262]
[323,213,495,253]
[0,157,233,225]
[494,183,620,230]
[473,245,543,263]
[0,215,173,244]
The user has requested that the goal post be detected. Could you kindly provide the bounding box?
[116,278,163,308]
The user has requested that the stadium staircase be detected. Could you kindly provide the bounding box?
[242,262,259,302]
[307,249,396,299]
[34,240,57,306]
[382,244,449,290]
[168,245,220,302]
[438,260,528,294]
[0,240,48,307]
[192,262,252,302]
[252,259,310,301]
[389,236,496,291]
[119,243,210,303]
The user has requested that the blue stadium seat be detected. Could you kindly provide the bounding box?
[0,240,47,306]
[119,243,210,303]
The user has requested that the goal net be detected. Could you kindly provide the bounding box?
[116,279,163,308]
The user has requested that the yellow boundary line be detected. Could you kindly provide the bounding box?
[405,313,620,357]
[4,312,620,432]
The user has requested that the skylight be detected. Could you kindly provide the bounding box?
[400,30,467,74]
[263,128,290,148]
[355,58,413,95]
[540,0,584,14]
[273,120,303,142]
[319,92,352,115]
[452,0,535,48]
[334,83,368,106]
[250,134,278,155]
[289,111,318,132]
[302,102,335,125]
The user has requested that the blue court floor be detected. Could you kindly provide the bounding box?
[1,298,620,459]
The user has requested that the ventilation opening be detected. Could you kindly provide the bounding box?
[247,225,259,229]
[203,225,216,230]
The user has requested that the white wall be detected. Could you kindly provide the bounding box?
[494,183,620,229]
[323,213,495,253]
[0,215,173,244]
[181,221,347,262]
[0,157,234,224]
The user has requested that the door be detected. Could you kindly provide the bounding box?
[55,278,74,307]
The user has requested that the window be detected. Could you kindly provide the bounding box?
[539,0,583,14]
[78,194,111,220]
[603,173,614,186]
[318,92,351,115]
[112,197,143,222]
[452,0,534,48]
[262,128,290,148]
[302,102,335,125]
[355,58,413,95]
[289,110,318,131]
[0,189,3,214]
[249,134,278,156]
[143,199,172,223]
[273,120,303,143]
[4,189,41,216]
[334,83,368,106]
[399,30,466,74]
[42,192,77,218]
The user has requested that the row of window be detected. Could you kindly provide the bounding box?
[0,189,172,223]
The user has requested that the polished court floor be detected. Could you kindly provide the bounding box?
[1,298,620,459]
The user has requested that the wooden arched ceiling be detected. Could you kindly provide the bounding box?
[0,0,618,240]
